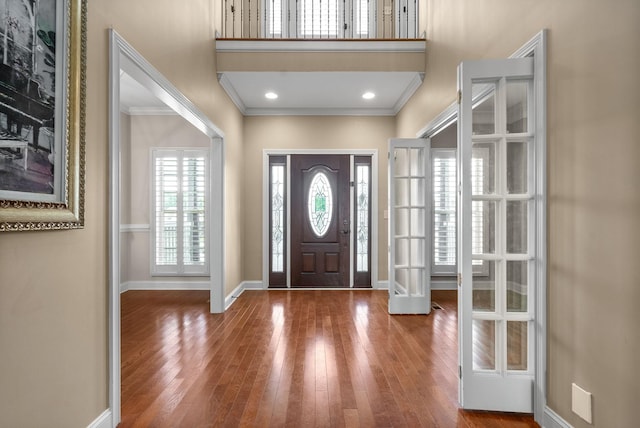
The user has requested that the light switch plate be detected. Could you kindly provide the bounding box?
[571,383,592,424]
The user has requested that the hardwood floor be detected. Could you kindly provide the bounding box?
[120,290,539,427]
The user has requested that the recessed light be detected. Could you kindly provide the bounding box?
[265,92,278,100]
[362,91,375,100]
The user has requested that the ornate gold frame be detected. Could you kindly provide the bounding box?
[0,0,86,231]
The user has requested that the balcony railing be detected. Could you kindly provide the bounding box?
[221,0,419,39]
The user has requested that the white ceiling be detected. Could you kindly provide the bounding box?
[218,71,424,116]
[120,70,424,117]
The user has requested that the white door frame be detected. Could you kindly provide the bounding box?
[262,149,379,289]
[415,30,547,423]
[108,30,225,427]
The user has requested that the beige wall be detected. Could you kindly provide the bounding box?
[243,116,395,283]
[0,0,244,426]
[397,0,640,426]
[120,114,211,283]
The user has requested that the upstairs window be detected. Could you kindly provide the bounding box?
[152,149,209,276]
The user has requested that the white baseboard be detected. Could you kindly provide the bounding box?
[87,409,112,428]
[377,280,389,290]
[120,281,210,293]
[431,280,457,290]
[544,407,573,428]
[243,280,264,290]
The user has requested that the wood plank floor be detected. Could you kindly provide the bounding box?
[120,290,539,427]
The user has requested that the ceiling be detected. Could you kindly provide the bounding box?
[120,69,424,117]
[218,71,424,116]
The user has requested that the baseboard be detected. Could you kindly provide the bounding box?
[87,409,112,428]
[431,280,457,290]
[225,282,245,310]
[120,281,210,293]
[544,407,573,428]
[377,280,389,290]
[243,280,264,290]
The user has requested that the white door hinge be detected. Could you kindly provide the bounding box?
[457,273,462,287]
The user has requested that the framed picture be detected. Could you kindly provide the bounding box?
[0,0,86,231]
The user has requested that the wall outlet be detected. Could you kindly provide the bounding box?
[571,383,593,424]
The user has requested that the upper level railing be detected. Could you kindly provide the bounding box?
[221,0,419,39]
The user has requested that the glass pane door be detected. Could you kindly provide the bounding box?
[458,58,535,412]
[388,139,431,314]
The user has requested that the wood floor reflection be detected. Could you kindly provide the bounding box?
[120,290,539,427]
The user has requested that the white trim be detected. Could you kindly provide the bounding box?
[217,73,247,115]
[215,39,426,53]
[544,407,573,428]
[86,410,112,428]
[376,280,389,289]
[119,223,150,232]
[243,280,264,290]
[109,30,226,428]
[244,107,400,117]
[393,73,425,114]
[124,106,177,116]
[120,281,211,293]
[263,149,379,290]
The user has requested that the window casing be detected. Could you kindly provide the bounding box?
[152,149,209,276]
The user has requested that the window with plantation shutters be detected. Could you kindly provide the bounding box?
[432,149,457,274]
[152,149,209,276]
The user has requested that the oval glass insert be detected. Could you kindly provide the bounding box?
[308,172,333,237]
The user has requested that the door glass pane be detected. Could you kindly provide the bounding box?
[410,268,424,295]
[473,319,496,370]
[506,81,528,134]
[395,268,409,295]
[506,200,528,254]
[308,172,333,237]
[395,208,409,236]
[410,238,424,267]
[410,208,425,237]
[395,148,409,176]
[507,321,528,371]
[395,238,409,267]
[271,164,285,272]
[507,141,528,194]
[394,178,409,206]
[473,260,495,311]
[507,261,528,312]
[410,178,425,206]
[472,200,496,255]
[356,165,369,272]
[472,86,495,135]
[472,143,496,195]
[409,147,425,176]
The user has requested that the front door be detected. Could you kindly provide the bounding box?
[290,155,350,287]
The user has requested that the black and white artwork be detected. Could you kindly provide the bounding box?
[0,0,60,200]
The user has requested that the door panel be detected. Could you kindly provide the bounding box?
[388,139,431,314]
[458,57,535,412]
[291,155,350,287]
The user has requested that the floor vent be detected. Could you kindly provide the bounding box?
[431,302,443,310]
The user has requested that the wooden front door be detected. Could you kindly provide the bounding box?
[290,155,350,287]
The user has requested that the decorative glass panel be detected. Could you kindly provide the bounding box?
[356,165,369,272]
[271,165,285,272]
[308,171,333,237]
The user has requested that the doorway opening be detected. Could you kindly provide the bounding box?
[263,150,378,289]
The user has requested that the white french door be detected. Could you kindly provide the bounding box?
[388,138,431,314]
[458,57,536,412]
